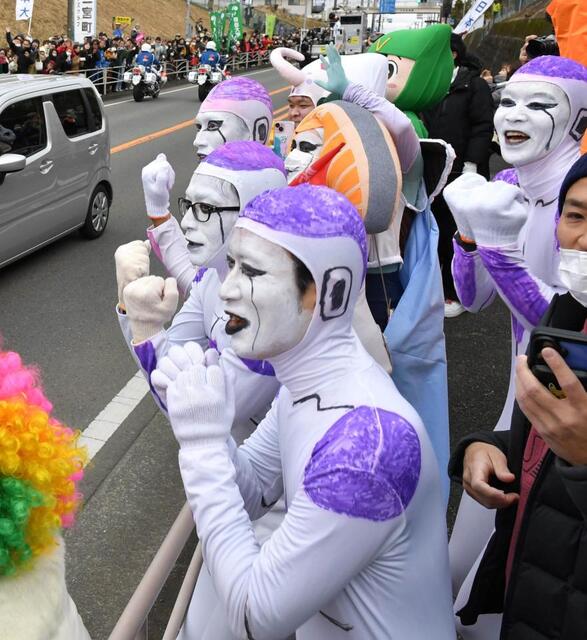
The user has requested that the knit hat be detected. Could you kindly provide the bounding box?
[294,100,402,234]
[558,153,587,215]
[199,77,273,144]
[368,24,453,126]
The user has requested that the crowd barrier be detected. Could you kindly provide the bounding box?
[55,50,273,96]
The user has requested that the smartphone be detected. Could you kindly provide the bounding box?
[527,326,587,394]
[272,120,295,160]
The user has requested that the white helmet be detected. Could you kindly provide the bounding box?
[141,43,152,52]
[206,41,217,51]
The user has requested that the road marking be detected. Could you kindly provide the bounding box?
[111,91,290,155]
[79,372,150,461]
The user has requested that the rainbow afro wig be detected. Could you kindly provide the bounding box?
[0,349,86,576]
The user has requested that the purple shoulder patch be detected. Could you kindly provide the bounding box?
[242,185,368,265]
[208,338,274,376]
[493,168,518,186]
[134,341,166,410]
[204,141,286,176]
[452,240,477,309]
[477,247,549,327]
[515,55,587,82]
[304,406,421,521]
[205,77,272,112]
[194,266,209,283]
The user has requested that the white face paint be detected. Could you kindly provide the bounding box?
[220,228,313,359]
[285,128,324,182]
[193,111,250,159]
[180,173,240,267]
[494,81,571,167]
[385,55,416,103]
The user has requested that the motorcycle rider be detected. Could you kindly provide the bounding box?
[199,40,224,70]
[135,42,159,70]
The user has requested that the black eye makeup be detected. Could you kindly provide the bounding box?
[527,101,558,111]
[241,263,266,278]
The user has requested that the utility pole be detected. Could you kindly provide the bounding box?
[185,0,191,38]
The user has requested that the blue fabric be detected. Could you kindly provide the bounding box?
[384,203,450,505]
[136,51,155,69]
[200,49,221,68]
[95,50,110,69]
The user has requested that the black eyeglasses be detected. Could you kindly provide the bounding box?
[178,198,240,222]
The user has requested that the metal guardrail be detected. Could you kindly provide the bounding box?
[108,502,202,640]
[9,50,274,97]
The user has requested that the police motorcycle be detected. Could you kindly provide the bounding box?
[124,44,167,102]
[189,64,226,101]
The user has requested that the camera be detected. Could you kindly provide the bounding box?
[526,35,559,59]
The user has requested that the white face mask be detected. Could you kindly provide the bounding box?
[494,81,571,167]
[193,112,250,159]
[559,248,587,307]
[220,227,313,359]
[285,128,324,182]
[180,174,240,267]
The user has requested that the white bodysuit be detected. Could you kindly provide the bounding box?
[171,187,455,639]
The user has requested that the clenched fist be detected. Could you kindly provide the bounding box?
[114,239,151,307]
[142,153,175,220]
[123,275,179,343]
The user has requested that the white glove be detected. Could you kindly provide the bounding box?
[123,276,179,343]
[159,342,236,448]
[114,240,151,307]
[142,153,175,220]
[150,342,206,407]
[462,161,477,174]
[464,179,527,248]
[443,172,485,242]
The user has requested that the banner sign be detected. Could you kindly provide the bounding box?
[74,0,97,42]
[15,0,34,21]
[454,0,494,34]
[265,14,276,39]
[210,11,226,49]
[226,2,243,47]
[113,16,132,25]
[379,0,396,14]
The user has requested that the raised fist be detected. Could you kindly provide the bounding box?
[114,239,151,306]
[142,153,175,220]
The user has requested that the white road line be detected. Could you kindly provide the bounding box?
[104,67,275,108]
[79,371,149,460]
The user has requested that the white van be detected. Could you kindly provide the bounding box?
[0,74,112,268]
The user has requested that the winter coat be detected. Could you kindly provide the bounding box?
[449,292,587,639]
[6,32,35,74]
[422,65,494,178]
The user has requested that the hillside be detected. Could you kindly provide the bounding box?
[0,0,211,42]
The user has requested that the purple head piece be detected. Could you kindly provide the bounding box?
[204,76,273,113]
[242,184,368,264]
[204,141,286,176]
[515,55,587,82]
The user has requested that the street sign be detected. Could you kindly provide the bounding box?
[379,0,396,14]
[15,0,34,22]
[73,0,97,42]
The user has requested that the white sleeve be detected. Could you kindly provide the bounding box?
[451,239,497,313]
[147,216,196,298]
[178,416,406,639]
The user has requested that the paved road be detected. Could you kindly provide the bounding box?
[0,69,512,639]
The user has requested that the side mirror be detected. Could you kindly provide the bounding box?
[0,153,26,174]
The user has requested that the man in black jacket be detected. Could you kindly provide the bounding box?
[5,28,34,74]
[423,33,494,319]
[450,155,587,639]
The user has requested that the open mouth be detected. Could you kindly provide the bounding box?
[197,153,207,161]
[186,240,204,249]
[225,311,249,335]
[504,130,530,145]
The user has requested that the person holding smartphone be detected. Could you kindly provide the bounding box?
[449,154,587,640]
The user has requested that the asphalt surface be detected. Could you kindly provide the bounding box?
[0,69,512,639]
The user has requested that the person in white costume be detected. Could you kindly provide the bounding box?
[443,55,587,638]
[154,184,455,640]
[116,141,286,434]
